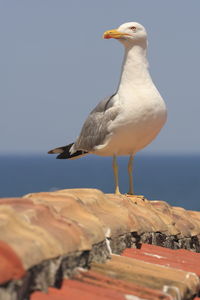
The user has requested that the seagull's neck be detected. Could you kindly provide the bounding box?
[117,41,152,96]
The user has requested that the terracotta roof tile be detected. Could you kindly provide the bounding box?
[32,279,124,300]
[107,194,169,234]
[24,191,105,244]
[49,189,135,236]
[73,269,171,299]
[91,254,199,299]
[171,206,200,237]
[151,201,200,237]
[123,244,200,276]
[0,197,89,249]
[0,205,64,269]
[31,268,172,300]
[0,194,108,269]
[0,240,25,284]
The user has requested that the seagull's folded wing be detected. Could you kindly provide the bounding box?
[71,94,120,153]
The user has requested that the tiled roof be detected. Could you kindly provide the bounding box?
[0,188,200,299]
[31,245,200,300]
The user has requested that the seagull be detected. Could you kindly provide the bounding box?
[48,22,167,195]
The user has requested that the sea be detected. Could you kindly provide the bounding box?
[0,154,199,211]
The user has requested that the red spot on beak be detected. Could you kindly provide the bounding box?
[104,33,111,39]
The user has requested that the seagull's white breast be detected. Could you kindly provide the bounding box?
[94,86,167,156]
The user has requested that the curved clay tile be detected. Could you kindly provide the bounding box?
[0,240,25,284]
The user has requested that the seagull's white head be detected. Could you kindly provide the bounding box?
[103,22,147,47]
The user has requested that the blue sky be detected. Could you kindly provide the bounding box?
[0,0,200,154]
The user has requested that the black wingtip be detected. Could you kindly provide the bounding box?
[56,149,88,159]
[48,145,70,155]
[48,143,88,160]
[48,150,54,154]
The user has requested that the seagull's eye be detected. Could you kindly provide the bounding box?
[130,26,136,31]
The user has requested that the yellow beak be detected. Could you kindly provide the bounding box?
[103,29,131,39]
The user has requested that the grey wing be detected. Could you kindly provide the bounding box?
[72,94,119,152]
